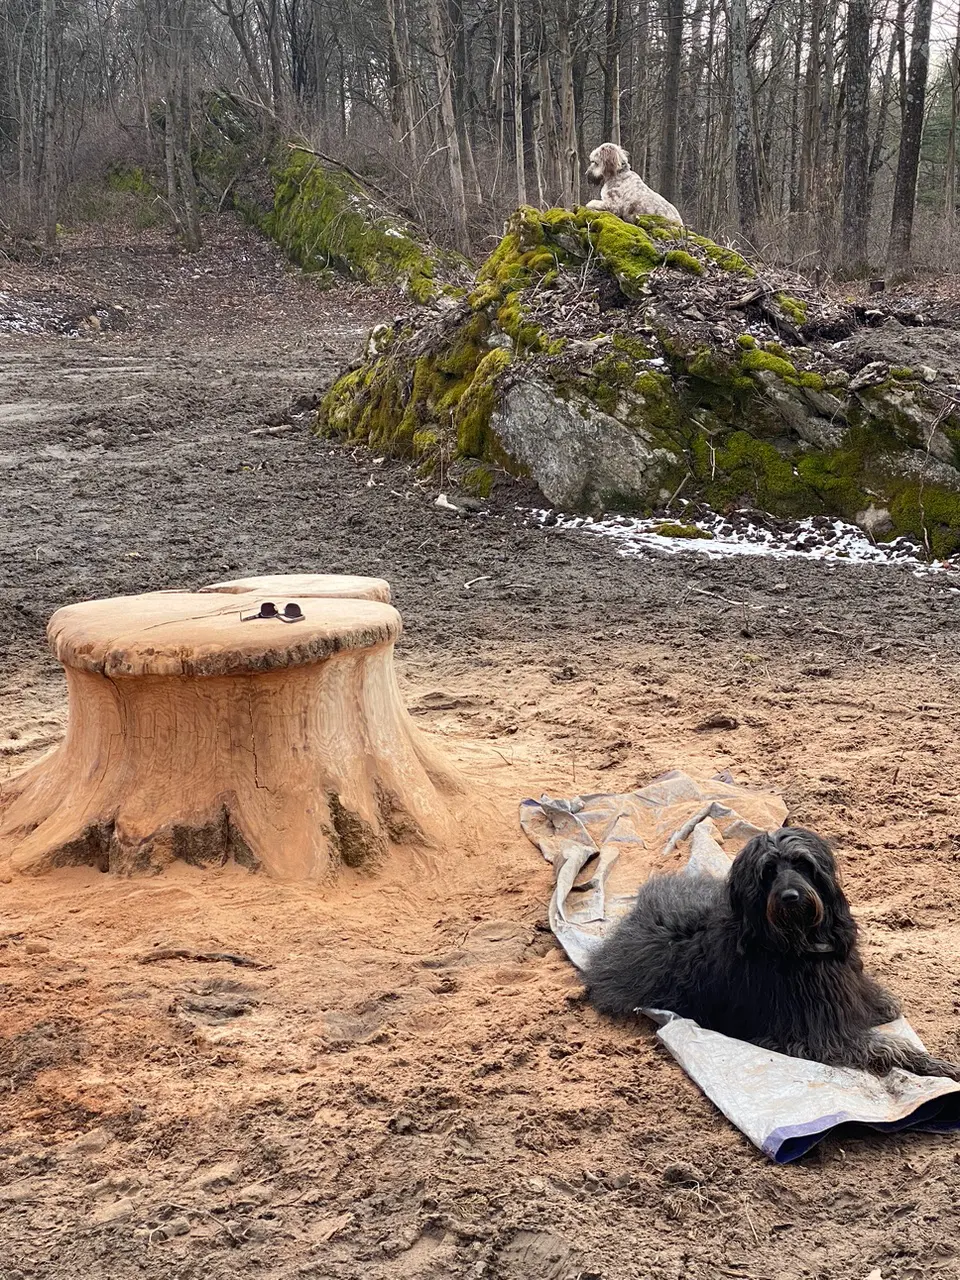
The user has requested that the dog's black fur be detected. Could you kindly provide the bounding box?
[583,828,960,1078]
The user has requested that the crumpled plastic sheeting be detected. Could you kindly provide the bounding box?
[521,770,960,1162]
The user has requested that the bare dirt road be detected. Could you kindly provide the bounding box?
[1,217,960,1279]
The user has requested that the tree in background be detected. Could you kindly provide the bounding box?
[0,0,953,279]
[887,0,935,272]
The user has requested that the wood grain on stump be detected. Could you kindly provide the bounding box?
[0,592,464,880]
[200,573,392,602]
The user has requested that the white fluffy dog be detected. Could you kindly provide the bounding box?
[584,143,683,225]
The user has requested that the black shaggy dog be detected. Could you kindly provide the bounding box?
[583,827,960,1078]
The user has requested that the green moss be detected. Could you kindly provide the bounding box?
[582,211,660,296]
[665,249,703,276]
[795,447,870,514]
[776,293,809,325]
[584,350,635,413]
[737,334,756,349]
[630,371,681,434]
[412,429,440,455]
[740,348,799,380]
[890,366,914,380]
[653,522,713,539]
[264,149,464,301]
[454,347,513,456]
[613,335,654,361]
[689,346,738,384]
[887,484,960,558]
[496,290,547,352]
[106,165,154,195]
[687,233,754,275]
[462,462,496,497]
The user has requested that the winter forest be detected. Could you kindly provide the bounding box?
[2,0,960,276]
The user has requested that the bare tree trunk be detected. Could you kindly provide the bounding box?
[40,0,58,247]
[536,2,559,201]
[946,4,960,223]
[426,0,470,253]
[636,0,652,174]
[396,0,419,168]
[558,0,579,205]
[385,0,416,163]
[154,0,202,252]
[788,0,804,211]
[174,13,201,252]
[728,0,760,242]
[513,0,527,203]
[840,0,870,274]
[798,0,823,215]
[868,16,898,208]
[212,0,272,107]
[447,0,481,206]
[602,0,622,144]
[660,0,682,202]
[887,0,934,273]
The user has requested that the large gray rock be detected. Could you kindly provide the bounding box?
[490,379,679,513]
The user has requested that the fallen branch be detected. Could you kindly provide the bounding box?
[138,948,271,969]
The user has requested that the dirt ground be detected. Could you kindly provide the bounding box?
[1,217,960,1280]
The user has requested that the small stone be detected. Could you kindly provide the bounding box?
[233,1182,274,1207]
[0,1178,42,1203]
[187,1159,241,1190]
[25,940,51,955]
[90,1172,141,1198]
[65,1127,110,1155]
[92,1197,136,1224]
[694,712,739,731]
[163,1215,191,1237]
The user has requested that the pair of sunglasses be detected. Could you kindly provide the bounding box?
[240,600,304,623]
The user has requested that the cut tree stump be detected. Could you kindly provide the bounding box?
[200,573,392,602]
[0,591,465,880]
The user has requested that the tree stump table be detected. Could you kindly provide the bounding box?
[200,573,392,602]
[0,591,464,880]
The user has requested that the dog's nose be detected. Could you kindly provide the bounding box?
[780,888,801,904]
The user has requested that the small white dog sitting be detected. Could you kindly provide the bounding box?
[584,142,683,225]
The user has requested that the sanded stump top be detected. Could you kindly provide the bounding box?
[199,573,392,603]
[48,591,403,678]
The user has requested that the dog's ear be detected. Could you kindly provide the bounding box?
[815,852,858,959]
[727,833,771,953]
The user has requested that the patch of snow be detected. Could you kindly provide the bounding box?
[530,503,960,577]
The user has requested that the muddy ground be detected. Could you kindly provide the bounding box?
[1,217,960,1279]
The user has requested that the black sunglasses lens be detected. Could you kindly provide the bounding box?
[283,602,303,618]
[260,601,278,617]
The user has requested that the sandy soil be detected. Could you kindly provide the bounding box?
[1,218,960,1279]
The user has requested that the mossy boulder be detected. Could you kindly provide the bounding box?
[194,103,468,302]
[263,150,469,302]
[319,205,960,557]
